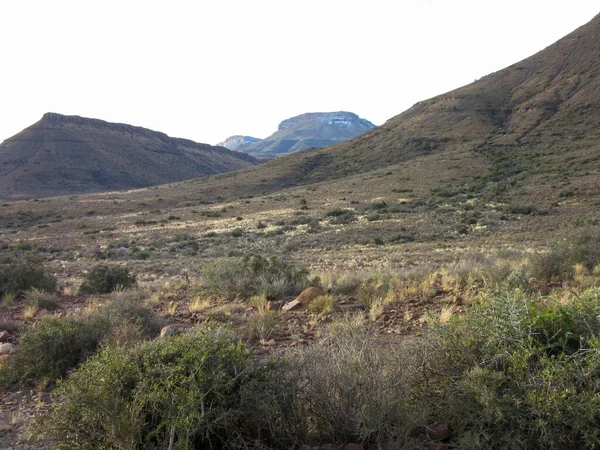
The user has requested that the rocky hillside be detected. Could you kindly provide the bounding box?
[0,113,258,200]
[230,111,375,158]
[204,12,600,206]
[216,135,261,151]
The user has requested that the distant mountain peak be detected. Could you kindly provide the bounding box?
[277,111,371,131]
[227,111,375,158]
[217,135,261,151]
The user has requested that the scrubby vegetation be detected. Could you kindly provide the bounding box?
[202,254,308,300]
[24,285,600,449]
[0,260,56,298]
[0,293,163,386]
[78,264,136,294]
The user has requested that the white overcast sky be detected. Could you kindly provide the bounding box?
[0,1,598,146]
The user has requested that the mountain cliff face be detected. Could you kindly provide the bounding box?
[0,113,258,200]
[217,135,261,151]
[230,111,375,158]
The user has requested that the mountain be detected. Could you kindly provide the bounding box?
[231,111,375,158]
[0,113,259,200]
[217,135,261,151]
[198,12,600,206]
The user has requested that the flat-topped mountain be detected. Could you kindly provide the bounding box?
[0,113,258,200]
[225,111,375,158]
[216,135,261,151]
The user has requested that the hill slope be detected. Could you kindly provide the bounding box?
[230,111,375,158]
[202,12,600,205]
[0,113,258,200]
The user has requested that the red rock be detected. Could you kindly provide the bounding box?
[343,444,364,450]
[424,444,447,450]
[296,287,325,305]
[427,421,452,441]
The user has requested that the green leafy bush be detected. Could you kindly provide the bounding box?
[38,326,257,450]
[0,260,56,297]
[79,265,136,294]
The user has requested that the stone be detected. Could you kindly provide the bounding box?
[159,324,184,338]
[282,299,304,311]
[424,444,447,450]
[427,421,452,441]
[0,343,14,355]
[0,330,9,342]
[298,445,315,450]
[296,286,325,305]
[266,301,280,311]
[343,444,364,450]
[0,419,12,432]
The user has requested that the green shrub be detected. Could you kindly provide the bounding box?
[24,288,59,311]
[203,255,308,300]
[2,315,107,385]
[79,265,136,294]
[0,260,56,297]
[93,290,165,342]
[38,326,257,450]
[406,288,600,449]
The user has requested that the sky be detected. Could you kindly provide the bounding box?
[0,1,598,146]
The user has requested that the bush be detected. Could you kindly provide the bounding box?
[406,288,600,449]
[1,292,163,386]
[279,317,413,447]
[38,326,259,450]
[203,255,308,300]
[79,265,136,294]
[24,288,59,311]
[2,315,107,385]
[529,225,600,282]
[0,260,56,297]
[307,295,335,316]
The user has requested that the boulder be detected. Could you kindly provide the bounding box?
[343,444,364,450]
[0,343,14,355]
[427,421,452,441]
[296,287,325,304]
[282,299,303,311]
[159,324,185,338]
[283,287,325,311]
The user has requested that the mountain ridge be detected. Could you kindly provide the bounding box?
[223,111,375,158]
[0,113,258,200]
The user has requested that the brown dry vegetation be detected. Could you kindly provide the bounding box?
[1,12,600,450]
